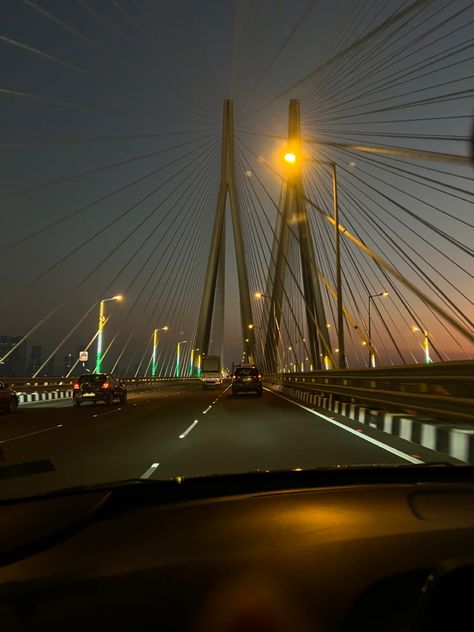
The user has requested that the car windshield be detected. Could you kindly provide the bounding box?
[0,1,472,501]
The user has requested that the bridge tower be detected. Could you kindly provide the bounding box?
[194,100,256,372]
[264,99,332,372]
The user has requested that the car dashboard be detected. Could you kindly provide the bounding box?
[0,467,473,631]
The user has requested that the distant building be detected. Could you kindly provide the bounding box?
[42,357,56,378]
[64,352,74,376]
[0,336,27,378]
[28,345,42,376]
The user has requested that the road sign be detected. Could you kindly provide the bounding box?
[79,351,88,362]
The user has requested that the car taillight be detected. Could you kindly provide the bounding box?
[102,382,110,389]
[73,383,80,390]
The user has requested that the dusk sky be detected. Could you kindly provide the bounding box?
[0,0,472,374]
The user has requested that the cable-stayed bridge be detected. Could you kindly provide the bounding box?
[0,0,473,493]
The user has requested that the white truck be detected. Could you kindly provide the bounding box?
[200,355,223,389]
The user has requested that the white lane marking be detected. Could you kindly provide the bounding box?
[0,424,63,444]
[179,419,199,439]
[266,389,424,464]
[92,408,122,418]
[202,405,212,414]
[140,462,160,479]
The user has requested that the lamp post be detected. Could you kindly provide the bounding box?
[151,326,169,377]
[176,340,188,378]
[190,347,199,377]
[248,323,266,369]
[95,295,123,373]
[255,292,281,371]
[413,326,432,364]
[295,156,344,369]
[368,291,389,367]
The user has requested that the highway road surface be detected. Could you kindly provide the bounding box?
[0,383,456,499]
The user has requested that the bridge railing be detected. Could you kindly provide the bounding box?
[264,360,474,423]
[0,376,199,393]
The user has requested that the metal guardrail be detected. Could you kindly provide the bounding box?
[264,360,474,423]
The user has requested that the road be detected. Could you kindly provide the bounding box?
[0,383,454,499]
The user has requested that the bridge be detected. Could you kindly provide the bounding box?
[0,0,473,496]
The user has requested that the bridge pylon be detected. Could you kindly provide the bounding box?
[264,99,332,372]
[194,100,256,372]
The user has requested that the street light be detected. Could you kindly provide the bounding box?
[413,326,432,364]
[151,326,169,377]
[175,340,188,377]
[306,159,344,368]
[189,347,199,377]
[368,291,389,367]
[284,151,297,164]
[248,323,267,369]
[255,291,281,370]
[95,295,123,373]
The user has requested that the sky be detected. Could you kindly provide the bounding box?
[0,0,472,375]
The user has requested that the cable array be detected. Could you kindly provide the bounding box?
[1,0,472,376]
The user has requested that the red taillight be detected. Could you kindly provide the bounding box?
[73,383,80,390]
[102,382,110,389]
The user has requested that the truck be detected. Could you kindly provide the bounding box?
[200,355,223,389]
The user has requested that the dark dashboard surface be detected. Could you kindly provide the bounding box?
[1,466,473,631]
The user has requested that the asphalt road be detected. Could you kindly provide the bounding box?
[0,384,454,499]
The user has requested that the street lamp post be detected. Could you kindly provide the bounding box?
[151,326,169,377]
[190,347,199,377]
[255,292,282,371]
[368,291,388,367]
[248,323,266,369]
[295,156,344,369]
[95,295,123,373]
[331,162,345,369]
[176,340,188,378]
[413,326,432,364]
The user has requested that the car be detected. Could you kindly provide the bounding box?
[72,374,127,407]
[0,381,18,414]
[231,365,263,396]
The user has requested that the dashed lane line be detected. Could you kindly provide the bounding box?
[179,419,199,439]
[92,408,122,418]
[140,462,160,479]
[0,424,63,444]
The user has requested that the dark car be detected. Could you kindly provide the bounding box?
[0,381,18,414]
[73,374,127,407]
[231,366,263,396]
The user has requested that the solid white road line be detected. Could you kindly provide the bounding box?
[266,389,424,464]
[0,424,63,444]
[179,419,199,439]
[140,462,160,479]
